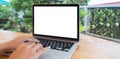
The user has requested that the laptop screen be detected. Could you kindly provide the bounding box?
[33,4,79,40]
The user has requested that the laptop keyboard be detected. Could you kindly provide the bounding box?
[36,38,74,52]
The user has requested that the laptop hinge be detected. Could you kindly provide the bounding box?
[34,36,78,43]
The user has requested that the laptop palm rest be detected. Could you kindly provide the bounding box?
[38,49,70,59]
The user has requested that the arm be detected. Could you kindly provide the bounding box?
[0,43,9,53]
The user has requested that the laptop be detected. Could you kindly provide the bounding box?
[33,4,79,59]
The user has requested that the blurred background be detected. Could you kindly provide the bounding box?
[1,0,120,42]
[80,0,120,42]
[0,0,80,33]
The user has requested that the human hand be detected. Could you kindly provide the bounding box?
[8,42,50,59]
[1,36,39,53]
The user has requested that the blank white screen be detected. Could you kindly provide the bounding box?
[34,6,77,39]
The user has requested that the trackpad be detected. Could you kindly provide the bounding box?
[38,49,69,59]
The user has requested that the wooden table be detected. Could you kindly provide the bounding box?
[1,30,120,59]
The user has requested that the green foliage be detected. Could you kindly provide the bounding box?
[11,0,33,10]
[80,8,87,19]
[66,0,80,4]
[90,8,120,39]
[0,5,11,18]
[33,0,80,4]
[80,0,88,5]
[80,8,88,32]
[11,0,33,15]
[80,22,89,32]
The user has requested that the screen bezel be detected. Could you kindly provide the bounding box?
[33,4,79,41]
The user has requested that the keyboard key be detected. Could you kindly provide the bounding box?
[36,37,74,52]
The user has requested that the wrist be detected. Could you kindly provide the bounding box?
[0,43,10,53]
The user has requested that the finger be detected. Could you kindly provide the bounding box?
[32,43,43,51]
[24,42,35,48]
[23,37,40,43]
[31,37,40,42]
[36,46,50,56]
[29,37,40,42]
